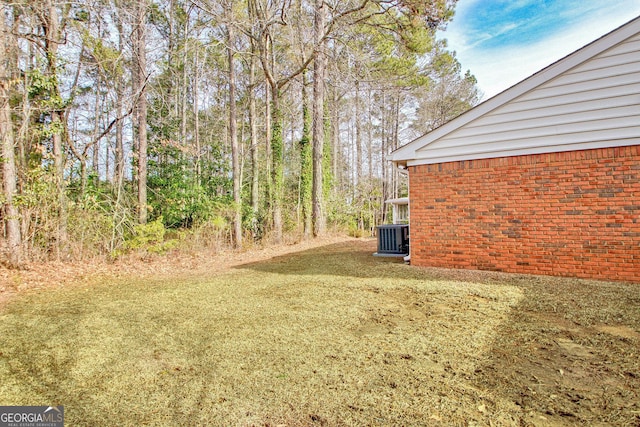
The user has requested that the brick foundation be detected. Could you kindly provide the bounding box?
[408,146,640,282]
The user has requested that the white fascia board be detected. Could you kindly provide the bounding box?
[392,15,640,165]
[405,138,640,167]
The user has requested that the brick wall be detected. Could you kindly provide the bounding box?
[408,146,640,282]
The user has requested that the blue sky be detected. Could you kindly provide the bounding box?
[438,1,640,99]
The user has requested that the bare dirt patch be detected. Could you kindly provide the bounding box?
[467,274,640,427]
[0,238,638,426]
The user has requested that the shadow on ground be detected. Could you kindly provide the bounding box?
[234,239,413,279]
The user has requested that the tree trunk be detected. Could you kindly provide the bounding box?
[330,86,339,193]
[43,0,68,258]
[380,90,388,224]
[0,11,21,266]
[114,79,125,189]
[256,24,282,242]
[133,0,148,224]
[113,6,125,191]
[311,0,326,237]
[227,23,242,248]
[299,71,312,238]
[355,79,362,186]
[193,47,201,180]
[367,87,373,180]
[270,86,283,243]
[264,84,272,208]
[392,91,401,198]
[90,81,101,192]
[249,42,259,218]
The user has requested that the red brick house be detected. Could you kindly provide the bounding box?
[391,16,640,282]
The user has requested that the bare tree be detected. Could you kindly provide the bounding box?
[227,18,242,248]
[248,39,260,221]
[248,0,312,243]
[40,0,70,256]
[311,0,326,236]
[133,0,148,224]
[113,3,126,192]
[299,70,312,237]
[0,7,21,265]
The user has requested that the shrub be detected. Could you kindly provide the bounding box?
[123,217,178,255]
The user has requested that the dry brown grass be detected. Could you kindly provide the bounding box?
[0,238,638,426]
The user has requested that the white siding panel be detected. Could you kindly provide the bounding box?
[466,94,639,128]
[452,105,640,139]
[566,49,639,74]
[599,34,640,54]
[420,116,640,153]
[508,73,639,104]
[560,36,640,74]
[579,35,640,61]
[493,82,640,114]
[540,61,640,89]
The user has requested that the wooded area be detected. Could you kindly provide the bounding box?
[0,0,478,265]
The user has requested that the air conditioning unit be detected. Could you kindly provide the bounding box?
[375,224,409,255]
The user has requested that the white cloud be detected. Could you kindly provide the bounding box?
[440,2,640,99]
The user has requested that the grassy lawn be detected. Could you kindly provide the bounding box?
[0,239,638,426]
